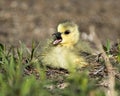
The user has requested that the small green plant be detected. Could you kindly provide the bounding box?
[0,43,50,96]
[61,71,105,96]
[0,42,106,96]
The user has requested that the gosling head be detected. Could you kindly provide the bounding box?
[52,21,80,47]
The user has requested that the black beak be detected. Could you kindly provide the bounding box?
[52,32,62,39]
[52,32,62,45]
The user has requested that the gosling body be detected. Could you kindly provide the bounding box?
[41,21,92,69]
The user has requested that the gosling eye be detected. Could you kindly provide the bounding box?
[64,30,70,35]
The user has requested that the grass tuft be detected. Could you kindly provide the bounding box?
[1,41,120,96]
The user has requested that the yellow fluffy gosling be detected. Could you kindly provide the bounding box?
[41,21,93,70]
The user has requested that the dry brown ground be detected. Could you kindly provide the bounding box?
[0,0,120,46]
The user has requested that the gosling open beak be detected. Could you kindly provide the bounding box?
[52,32,62,45]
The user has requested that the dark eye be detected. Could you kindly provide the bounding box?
[64,30,70,35]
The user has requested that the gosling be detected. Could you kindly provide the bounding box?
[40,21,93,70]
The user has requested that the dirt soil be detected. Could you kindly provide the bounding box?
[0,0,120,46]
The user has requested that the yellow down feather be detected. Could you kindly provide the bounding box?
[40,21,93,70]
